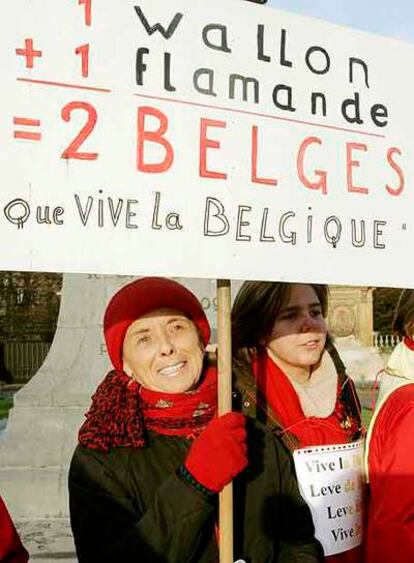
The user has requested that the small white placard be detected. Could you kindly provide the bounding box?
[293,441,364,556]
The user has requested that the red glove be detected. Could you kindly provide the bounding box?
[185,412,247,493]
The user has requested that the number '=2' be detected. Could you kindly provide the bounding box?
[61,101,98,160]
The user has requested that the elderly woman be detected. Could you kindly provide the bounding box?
[69,277,323,563]
[365,289,414,563]
[232,281,363,563]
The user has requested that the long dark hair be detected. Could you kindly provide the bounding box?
[232,281,328,359]
[392,289,414,337]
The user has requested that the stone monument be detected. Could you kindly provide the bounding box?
[328,286,385,384]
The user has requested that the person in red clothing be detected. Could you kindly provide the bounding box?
[365,289,414,563]
[69,277,323,563]
[0,495,29,563]
[232,281,364,563]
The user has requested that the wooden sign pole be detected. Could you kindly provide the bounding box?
[217,278,233,563]
[216,9,268,563]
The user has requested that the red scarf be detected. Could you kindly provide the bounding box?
[404,335,414,351]
[140,368,217,437]
[251,352,358,448]
[79,367,217,452]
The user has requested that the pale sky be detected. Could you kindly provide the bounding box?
[267,0,414,43]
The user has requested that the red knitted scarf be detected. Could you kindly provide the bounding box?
[78,367,217,452]
[251,352,359,448]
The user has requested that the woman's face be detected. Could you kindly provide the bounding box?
[122,308,204,393]
[265,284,327,374]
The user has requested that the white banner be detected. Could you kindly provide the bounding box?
[1,0,414,285]
[293,441,364,556]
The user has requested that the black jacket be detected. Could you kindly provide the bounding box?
[69,418,323,563]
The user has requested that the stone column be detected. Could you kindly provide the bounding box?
[0,274,120,518]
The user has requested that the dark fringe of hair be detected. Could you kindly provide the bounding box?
[392,289,414,337]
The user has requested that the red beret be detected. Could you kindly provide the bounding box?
[104,277,211,371]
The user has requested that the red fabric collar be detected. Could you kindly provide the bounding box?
[251,352,355,448]
[79,367,217,452]
[404,336,414,351]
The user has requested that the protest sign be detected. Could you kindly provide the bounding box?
[294,441,364,556]
[1,0,413,284]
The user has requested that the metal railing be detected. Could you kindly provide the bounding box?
[3,341,51,383]
[373,333,402,350]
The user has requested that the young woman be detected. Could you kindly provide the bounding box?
[69,277,323,563]
[365,289,414,563]
[232,281,363,563]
